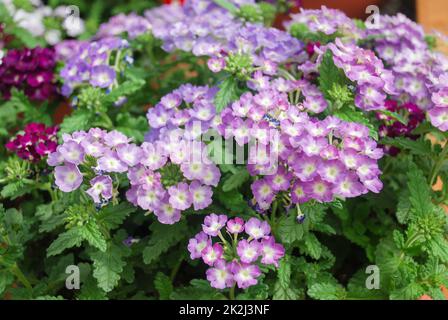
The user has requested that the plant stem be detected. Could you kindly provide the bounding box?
[229,285,236,300]
[11,264,32,292]
[430,142,448,186]
[271,200,278,234]
[170,255,184,282]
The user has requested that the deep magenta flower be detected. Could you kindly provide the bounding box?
[0,47,56,101]
[6,123,58,162]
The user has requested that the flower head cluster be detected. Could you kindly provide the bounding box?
[145,0,246,55]
[367,13,448,131]
[6,123,58,162]
[55,40,88,61]
[2,0,84,45]
[208,23,304,81]
[285,6,364,39]
[60,37,131,97]
[125,137,220,224]
[188,214,284,289]
[146,84,218,141]
[427,74,448,131]
[321,39,396,111]
[48,125,219,224]
[0,47,56,100]
[96,13,152,40]
[218,85,383,210]
[47,128,129,197]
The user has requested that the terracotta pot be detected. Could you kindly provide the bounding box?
[53,100,72,125]
[300,0,384,19]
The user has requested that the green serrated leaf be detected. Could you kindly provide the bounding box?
[59,110,92,135]
[407,164,431,217]
[381,137,432,156]
[318,50,350,100]
[96,202,136,230]
[90,243,129,293]
[334,105,378,140]
[303,233,323,259]
[154,272,173,300]
[214,77,240,112]
[143,221,188,265]
[273,256,300,300]
[222,168,249,192]
[46,227,85,257]
[170,279,227,300]
[307,282,346,300]
[102,79,145,105]
[81,221,108,252]
[278,213,305,244]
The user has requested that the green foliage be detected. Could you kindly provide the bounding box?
[171,279,227,300]
[90,237,131,293]
[334,105,378,140]
[154,272,173,300]
[273,256,300,300]
[214,77,241,112]
[318,51,350,100]
[221,166,250,192]
[2,0,447,302]
[307,282,347,300]
[289,23,339,44]
[142,220,188,265]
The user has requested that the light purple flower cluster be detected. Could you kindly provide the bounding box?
[55,40,88,61]
[125,138,220,224]
[188,214,284,289]
[145,0,245,56]
[96,13,152,40]
[285,6,364,39]
[428,75,448,131]
[146,84,218,141]
[59,37,130,97]
[47,128,132,197]
[47,126,219,224]
[208,23,304,79]
[218,85,383,210]
[367,13,448,131]
[320,38,396,111]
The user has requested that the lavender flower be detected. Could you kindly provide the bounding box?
[189,214,284,290]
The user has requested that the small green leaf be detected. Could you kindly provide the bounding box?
[381,137,432,156]
[81,221,108,252]
[278,213,305,244]
[377,109,408,125]
[47,227,85,257]
[222,168,250,192]
[90,242,130,293]
[143,221,188,265]
[334,106,378,140]
[214,77,240,112]
[96,202,136,230]
[407,164,431,218]
[308,282,346,300]
[59,110,92,135]
[154,272,173,300]
[273,256,300,300]
[303,233,323,260]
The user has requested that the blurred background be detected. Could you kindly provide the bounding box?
[295,0,448,53]
[40,0,447,51]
